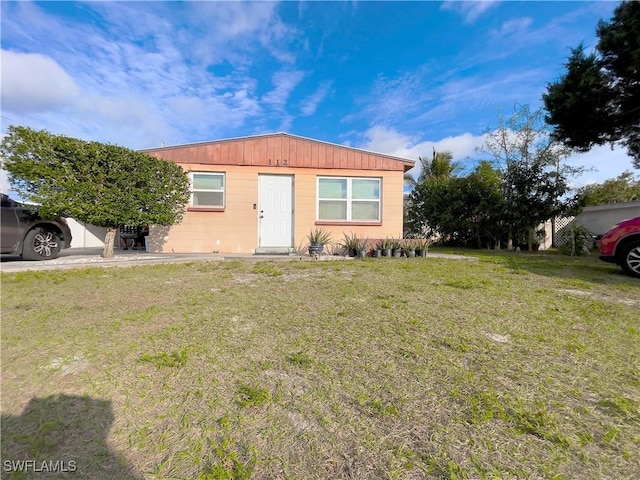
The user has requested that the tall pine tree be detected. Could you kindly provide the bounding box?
[544,1,640,167]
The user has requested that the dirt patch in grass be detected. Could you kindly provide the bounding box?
[559,288,639,306]
[2,254,639,479]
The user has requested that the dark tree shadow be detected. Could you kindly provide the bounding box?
[1,394,142,479]
[147,226,170,254]
[499,250,640,287]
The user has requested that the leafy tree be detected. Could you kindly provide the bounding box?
[543,1,640,168]
[543,45,615,153]
[404,148,462,234]
[578,171,640,206]
[406,161,504,248]
[0,126,191,258]
[407,106,580,249]
[464,161,505,248]
[406,175,460,240]
[481,105,580,249]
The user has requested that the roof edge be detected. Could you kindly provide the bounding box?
[582,200,640,212]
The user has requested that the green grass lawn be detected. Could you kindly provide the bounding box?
[1,250,639,479]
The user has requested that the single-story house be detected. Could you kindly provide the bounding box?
[141,132,414,254]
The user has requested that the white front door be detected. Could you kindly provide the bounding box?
[258,175,293,247]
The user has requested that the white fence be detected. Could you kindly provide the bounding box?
[65,219,107,248]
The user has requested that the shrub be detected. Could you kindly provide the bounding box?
[559,225,593,256]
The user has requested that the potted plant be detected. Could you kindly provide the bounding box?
[354,236,369,258]
[391,237,402,257]
[402,239,416,257]
[307,228,332,256]
[341,232,360,257]
[373,239,384,258]
[415,238,430,257]
[531,227,546,252]
[381,238,393,257]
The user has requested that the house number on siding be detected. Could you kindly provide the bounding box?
[268,159,288,166]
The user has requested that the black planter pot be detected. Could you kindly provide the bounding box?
[374,249,383,258]
[393,249,402,258]
[416,249,427,257]
[406,249,416,258]
[383,248,392,257]
[308,242,324,255]
[357,249,367,258]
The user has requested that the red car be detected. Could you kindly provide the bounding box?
[599,216,640,278]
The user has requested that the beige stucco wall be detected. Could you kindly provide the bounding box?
[150,164,405,254]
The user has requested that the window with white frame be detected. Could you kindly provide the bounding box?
[191,172,225,208]
[317,177,381,222]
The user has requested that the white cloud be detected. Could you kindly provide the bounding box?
[357,126,487,181]
[565,145,637,188]
[0,1,305,148]
[352,63,547,141]
[441,0,500,23]
[183,2,297,65]
[349,70,435,126]
[434,133,486,162]
[2,0,627,174]
[1,49,79,114]
[357,125,418,158]
[275,115,295,134]
[300,82,332,116]
[489,17,534,43]
[358,125,483,160]
[356,126,637,188]
[262,70,305,109]
[198,2,279,38]
[479,4,612,65]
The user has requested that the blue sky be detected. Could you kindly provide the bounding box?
[1,0,637,189]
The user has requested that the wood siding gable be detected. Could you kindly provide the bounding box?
[142,133,414,172]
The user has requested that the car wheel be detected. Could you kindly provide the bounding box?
[619,239,640,279]
[22,227,61,261]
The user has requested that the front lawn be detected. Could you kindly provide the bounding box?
[1,251,639,479]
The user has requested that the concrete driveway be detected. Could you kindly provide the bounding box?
[1,247,475,273]
[0,247,226,273]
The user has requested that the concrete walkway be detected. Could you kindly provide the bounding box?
[0,247,474,273]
